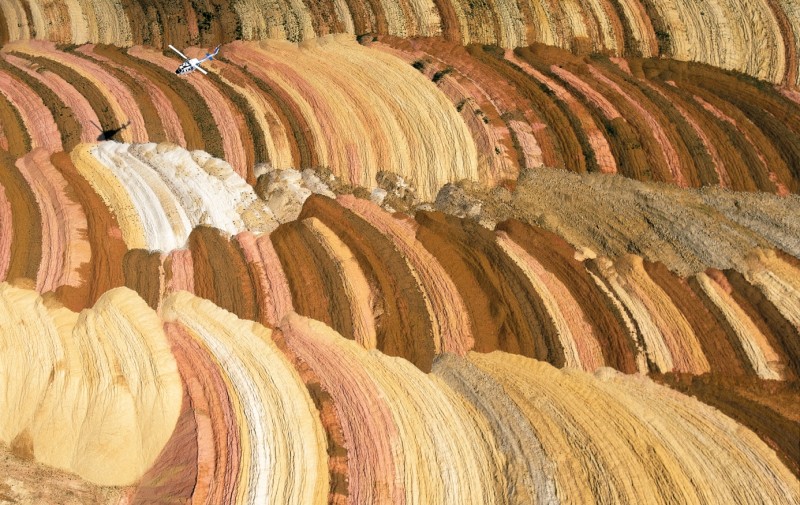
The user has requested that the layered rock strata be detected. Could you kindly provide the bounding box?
[1,142,798,484]
[1,40,796,197]
[0,283,796,503]
[0,0,796,85]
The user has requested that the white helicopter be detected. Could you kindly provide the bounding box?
[168,44,220,75]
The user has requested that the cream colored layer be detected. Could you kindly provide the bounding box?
[600,366,799,503]
[163,292,329,505]
[86,142,276,252]
[227,37,477,199]
[90,142,192,251]
[497,232,582,369]
[593,257,674,372]
[212,64,293,170]
[744,250,800,330]
[0,283,182,486]
[585,264,649,372]
[651,0,785,83]
[0,0,31,40]
[615,0,658,55]
[284,313,501,504]
[233,0,315,41]
[779,0,799,86]
[500,232,606,371]
[616,256,710,374]
[70,143,147,249]
[472,352,799,503]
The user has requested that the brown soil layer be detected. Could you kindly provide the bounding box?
[1,40,796,195]
[206,71,262,180]
[0,150,41,283]
[50,152,127,311]
[12,53,117,137]
[0,57,80,151]
[189,226,259,322]
[123,249,164,309]
[82,45,167,142]
[636,58,800,192]
[97,46,211,153]
[644,261,750,377]
[466,44,586,173]
[415,210,565,365]
[300,195,436,372]
[498,219,638,372]
[271,219,357,341]
[0,91,29,157]
[654,373,800,479]
[724,269,800,380]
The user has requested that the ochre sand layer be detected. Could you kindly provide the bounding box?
[0,15,797,498]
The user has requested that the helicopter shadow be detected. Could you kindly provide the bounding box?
[90,120,131,141]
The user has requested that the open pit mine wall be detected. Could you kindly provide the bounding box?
[0,0,797,86]
[1,141,799,481]
[0,39,798,197]
[1,283,798,504]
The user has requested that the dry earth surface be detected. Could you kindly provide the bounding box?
[0,1,798,503]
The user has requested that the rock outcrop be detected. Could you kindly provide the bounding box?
[0,0,796,85]
[1,40,797,197]
[0,5,798,501]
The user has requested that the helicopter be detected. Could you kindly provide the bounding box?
[169,44,220,75]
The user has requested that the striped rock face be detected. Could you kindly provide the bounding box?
[0,144,798,503]
[0,0,797,85]
[0,39,797,197]
[0,4,798,504]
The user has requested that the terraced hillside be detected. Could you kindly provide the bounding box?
[0,1,798,504]
[1,140,798,502]
[1,0,798,85]
[1,39,798,196]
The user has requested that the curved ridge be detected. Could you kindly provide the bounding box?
[0,0,796,85]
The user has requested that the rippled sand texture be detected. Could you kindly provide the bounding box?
[0,40,797,196]
[1,0,797,84]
